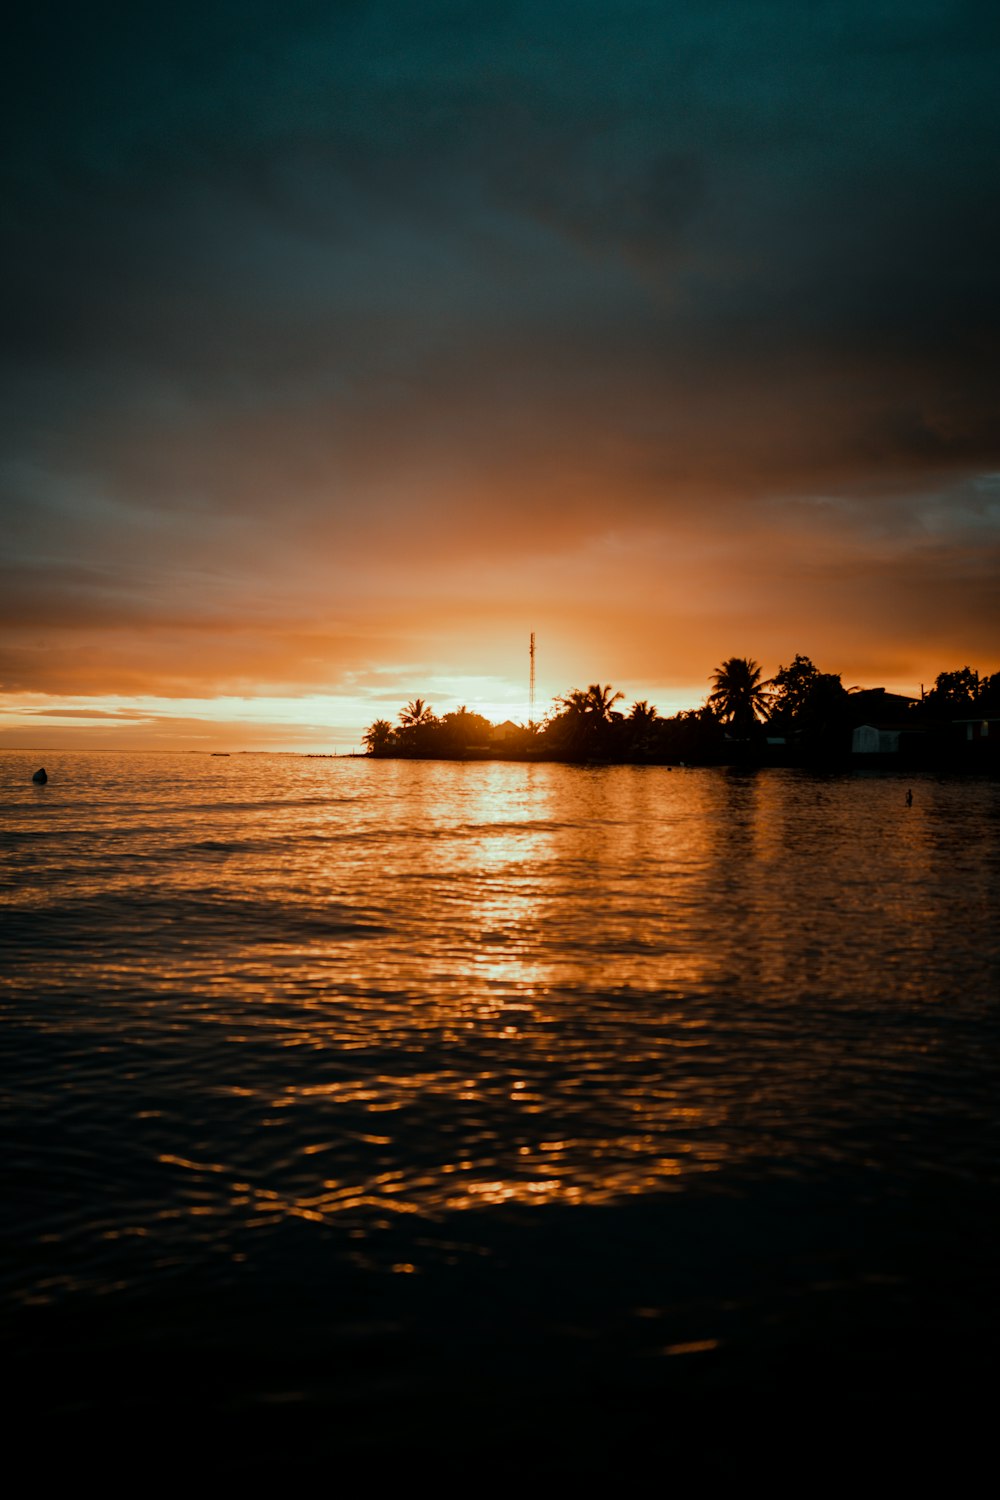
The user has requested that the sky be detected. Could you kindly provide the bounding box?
[2,1,998,751]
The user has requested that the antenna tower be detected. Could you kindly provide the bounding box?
[529,632,536,724]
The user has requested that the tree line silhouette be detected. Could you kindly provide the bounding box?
[363,656,1000,765]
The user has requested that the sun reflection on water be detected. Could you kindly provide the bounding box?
[3,754,999,1301]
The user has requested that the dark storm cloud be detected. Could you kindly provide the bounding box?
[2,2,998,705]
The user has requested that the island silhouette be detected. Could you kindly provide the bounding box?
[363,657,1000,768]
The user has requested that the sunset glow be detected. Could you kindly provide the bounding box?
[2,5,997,748]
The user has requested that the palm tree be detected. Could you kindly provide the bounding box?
[363,719,395,755]
[587,683,624,720]
[708,658,770,736]
[551,682,623,757]
[558,683,624,722]
[628,700,658,726]
[398,698,435,728]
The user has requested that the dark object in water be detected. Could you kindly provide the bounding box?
[32,767,48,784]
[906,788,913,806]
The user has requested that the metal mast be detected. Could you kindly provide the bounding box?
[529,632,536,724]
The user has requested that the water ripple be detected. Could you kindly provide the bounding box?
[1,753,998,1308]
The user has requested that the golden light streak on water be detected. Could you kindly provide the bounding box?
[2,752,998,1310]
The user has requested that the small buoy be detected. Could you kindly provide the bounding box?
[32,767,47,784]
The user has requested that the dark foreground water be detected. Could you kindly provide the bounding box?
[2,753,998,1478]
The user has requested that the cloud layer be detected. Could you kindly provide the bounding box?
[3,2,998,741]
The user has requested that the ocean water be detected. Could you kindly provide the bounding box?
[2,752,999,1474]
